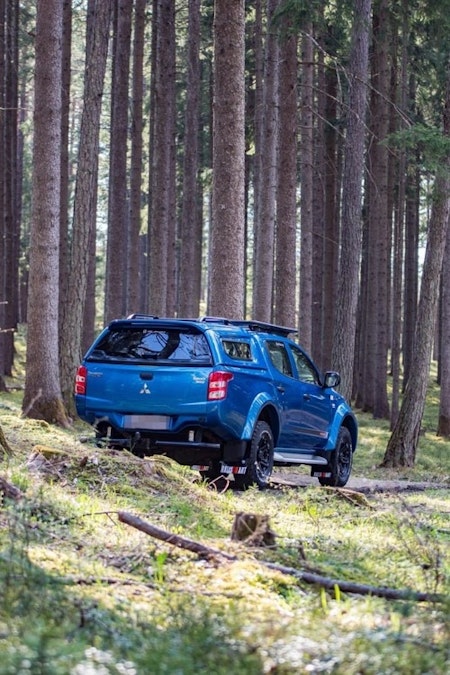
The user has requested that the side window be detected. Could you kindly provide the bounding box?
[266,341,293,377]
[291,346,319,384]
[222,340,252,361]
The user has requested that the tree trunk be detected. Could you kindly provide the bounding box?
[383,63,450,466]
[208,0,246,318]
[58,0,72,341]
[332,0,372,403]
[252,0,279,322]
[390,0,409,428]
[2,0,19,381]
[104,0,132,323]
[361,0,391,418]
[59,0,112,412]
[274,18,297,327]
[178,0,202,317]
[22,0,69,427]
[437,220,450,437]
[148,0,176,317]
[403,149,420,389]
[126,0,146,315]
[321,60,340,371]
[0,0,5,390]
[299,25,314,352]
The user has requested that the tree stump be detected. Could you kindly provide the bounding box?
[231,512,276,548]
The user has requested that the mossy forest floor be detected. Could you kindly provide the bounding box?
[0,375,449,673]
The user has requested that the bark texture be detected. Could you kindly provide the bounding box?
[22,0,69,426]
[208,0,246,318]
[59,0,112,411]
[332,0,372,402]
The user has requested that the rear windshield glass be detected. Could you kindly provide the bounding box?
[88,328,212,364]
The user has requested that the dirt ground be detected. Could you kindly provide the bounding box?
[271,469,450,494]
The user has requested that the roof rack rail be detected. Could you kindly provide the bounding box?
[200,316,297,337]
[230,320,297,337]
[200,316,231,324]
[126,313,159,320]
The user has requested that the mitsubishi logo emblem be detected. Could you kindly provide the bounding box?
[140,383,151,395]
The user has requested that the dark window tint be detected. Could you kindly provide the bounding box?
[89,329,212,363]
[222,340,252,361]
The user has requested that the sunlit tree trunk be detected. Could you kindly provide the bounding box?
[208,0,245,318]
[22,0,69,426]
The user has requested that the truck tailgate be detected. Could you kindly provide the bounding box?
[84,362,210,416]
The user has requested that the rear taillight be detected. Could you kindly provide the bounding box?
[207,371,233,400]
[75,365,87,395]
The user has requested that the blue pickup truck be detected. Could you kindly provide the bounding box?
[75,315,358,489]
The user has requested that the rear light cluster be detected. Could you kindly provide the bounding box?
[207,370,233,400]
[75,365,87,395]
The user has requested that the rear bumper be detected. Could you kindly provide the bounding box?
[93,422,247,465]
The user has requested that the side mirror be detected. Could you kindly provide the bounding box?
[323,371,340,388]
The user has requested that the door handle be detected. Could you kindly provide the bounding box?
[303,393,310,401]
[277,385,285,393]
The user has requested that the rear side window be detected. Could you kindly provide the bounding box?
[222,340,252,361]
[88,328,212,364]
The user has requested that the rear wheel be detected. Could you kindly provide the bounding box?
[233,421,274,490]
[318,427,353,487]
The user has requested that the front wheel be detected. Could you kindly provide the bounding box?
[318,427,353,487]
[233,421,274,490]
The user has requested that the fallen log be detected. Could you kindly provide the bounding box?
[118,510,444,604]
[118,511,237,561]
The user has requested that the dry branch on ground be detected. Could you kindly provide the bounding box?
[118,510,444,604]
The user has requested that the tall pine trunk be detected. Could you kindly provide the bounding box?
[148,0,176,316]
[274,18,297,327]
[178,0,202,317]
[22,0,68,426]
[59,0,112,411]
[332,0,371,402]
[252,0,278,322]
[104,0,132,323]
[208,0,245,318]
